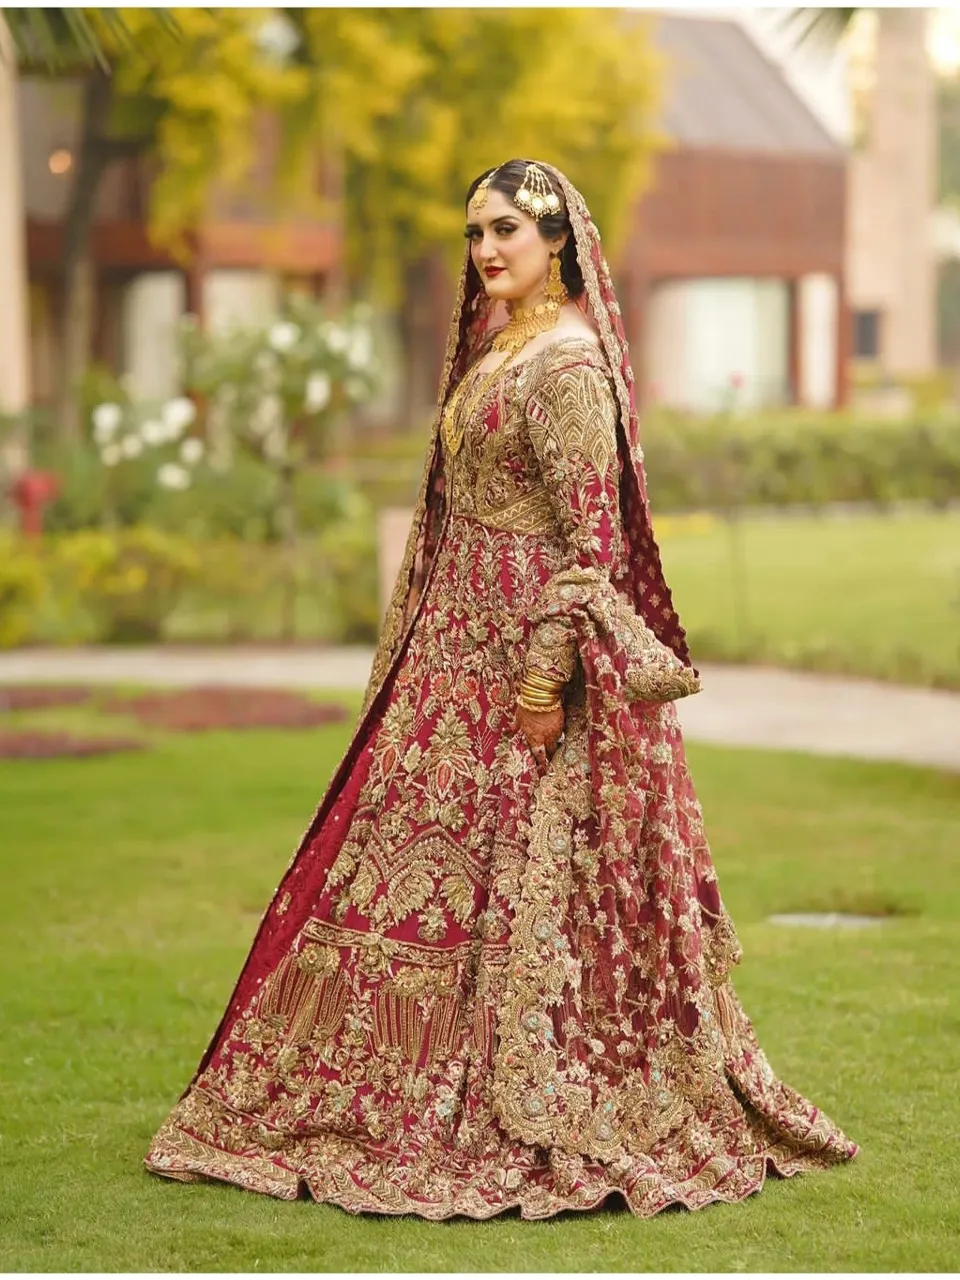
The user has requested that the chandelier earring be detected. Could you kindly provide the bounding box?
[544,251,569,313]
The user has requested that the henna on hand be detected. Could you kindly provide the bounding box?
[513,702,565,764]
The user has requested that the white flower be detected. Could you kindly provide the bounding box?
[256,13,300,60]
[100,444,122,467]
[268,321,300,353]
[250,394,281,439]
[180,438,205,465]
[157,463,191,490]
[92,403,123,444]
[304,371,332,413]
[325,324,349,354]
[263,426,287,460]
[140,419,167,447]
[162,397,196,440]
[121,435,144,458]
[346,329,373,371]
[345,377,368,402]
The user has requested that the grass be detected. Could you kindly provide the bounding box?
[1,708,959,1271]
[656,509,960,690]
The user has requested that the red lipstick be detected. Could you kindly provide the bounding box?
[484,267,505,278]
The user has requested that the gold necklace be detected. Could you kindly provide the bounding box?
[441,298,563,457]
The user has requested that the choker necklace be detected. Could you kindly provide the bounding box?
[490,298,564,351]
[442,297,564,457]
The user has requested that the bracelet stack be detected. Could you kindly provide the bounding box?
[516,668,566,714]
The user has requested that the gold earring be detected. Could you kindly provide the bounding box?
[544,253,568,308]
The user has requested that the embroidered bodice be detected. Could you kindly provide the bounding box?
[441,336,628,683]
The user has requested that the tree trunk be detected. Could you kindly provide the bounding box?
[55,67,113,447]
[276,458,299,641]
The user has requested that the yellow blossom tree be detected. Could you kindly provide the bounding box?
[282,8,665,418]
[5,7,667,433]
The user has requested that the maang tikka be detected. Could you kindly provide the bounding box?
[470,169,496,215]
[470,162,562,221]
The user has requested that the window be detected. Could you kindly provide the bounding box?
[854,309,882,359]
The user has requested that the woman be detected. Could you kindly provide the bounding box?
[146,160,858,1219]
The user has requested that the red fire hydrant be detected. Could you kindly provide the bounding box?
[10,470,60,537]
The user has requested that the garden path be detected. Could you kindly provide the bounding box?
[0,646,957,773]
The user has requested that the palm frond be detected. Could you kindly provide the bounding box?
[1,8,182,72]
[774,9,860,50]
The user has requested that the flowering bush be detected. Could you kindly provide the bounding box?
[101,687,348,733]
[89,393,206,497]
[0,535,45,648]
[0,730,146,760]
[0,685,93,712]
[180,293,378,543]
[52,527,200,642]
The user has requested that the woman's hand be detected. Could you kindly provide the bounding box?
[514,702,565,771]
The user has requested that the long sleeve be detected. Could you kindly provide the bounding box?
[522,358,626,685]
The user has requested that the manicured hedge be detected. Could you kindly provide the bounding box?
[345,410,960,513]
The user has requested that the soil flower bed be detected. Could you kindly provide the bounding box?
[0,685,94,713]
[101,686,348,733]
[0,730,145,760]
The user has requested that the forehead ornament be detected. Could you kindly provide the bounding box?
[514,163,561,220]
[470,170,496,215]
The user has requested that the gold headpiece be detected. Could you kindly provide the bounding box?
[514,163,561,220]
[469,169,496,215]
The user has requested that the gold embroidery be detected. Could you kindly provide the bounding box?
[146,306,857,1217]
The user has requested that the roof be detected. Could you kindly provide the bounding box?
[652,14,845,157]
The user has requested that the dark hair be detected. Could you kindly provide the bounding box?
[464,159,585,299]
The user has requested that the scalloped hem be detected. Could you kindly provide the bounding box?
[144,1129,859,1222]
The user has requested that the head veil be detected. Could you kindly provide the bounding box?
[360,160,691,717]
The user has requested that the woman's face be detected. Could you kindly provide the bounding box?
[465,188,564,308]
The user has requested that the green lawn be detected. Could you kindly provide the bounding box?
[1,709,959,1271]
[656,509,960,690]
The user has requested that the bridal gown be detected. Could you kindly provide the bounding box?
[145,338,858,1218]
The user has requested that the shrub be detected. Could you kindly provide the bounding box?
[315,509,381,644]
[640,411,960,513]
[339,410,960,515]
[0,536,45,648]
[52,527,200,643]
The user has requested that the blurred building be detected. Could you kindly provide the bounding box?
[845,9,938,380]
[629,12,849,412]
[9,10,939,418]
[17,78,340,404]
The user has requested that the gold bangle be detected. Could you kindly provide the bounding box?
[517,695,561,714]
[518,686,561,704]
[525,666,559,681]
[521,676,565,696]
[523,678,565,696]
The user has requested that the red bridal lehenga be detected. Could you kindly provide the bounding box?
[145,164,858,1219]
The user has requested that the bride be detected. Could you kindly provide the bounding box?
[145,159,858,1219]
